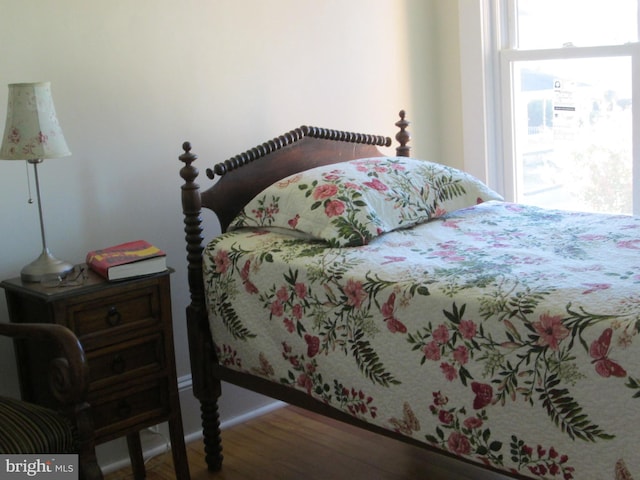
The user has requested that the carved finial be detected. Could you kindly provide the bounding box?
[395,110,411,157]
[179,141,199,183]
[180,142,197,165]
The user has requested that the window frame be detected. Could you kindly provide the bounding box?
[459,0,640,213]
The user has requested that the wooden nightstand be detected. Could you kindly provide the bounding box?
[1,267,190,480]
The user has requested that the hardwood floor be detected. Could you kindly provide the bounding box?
[104,406,513,480]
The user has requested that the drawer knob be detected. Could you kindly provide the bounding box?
[111,354,127,374]
[106,306,122,326]
[116,400,132,418]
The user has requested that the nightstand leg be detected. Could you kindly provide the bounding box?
[126,432,146,479]
[169,414,191,479]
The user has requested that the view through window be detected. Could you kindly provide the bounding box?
[501,0,638,214]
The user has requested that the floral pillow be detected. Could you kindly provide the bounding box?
[229,157,503,247]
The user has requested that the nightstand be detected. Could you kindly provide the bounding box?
[1,267,190,480]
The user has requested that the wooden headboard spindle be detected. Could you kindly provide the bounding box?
[205,124,394,180]
[178,142,206,309]
[207,127,307,179]
[395,110,411,157]
[303,125,391,148]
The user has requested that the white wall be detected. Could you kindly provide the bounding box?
[0,0,452,471]
[434,1,465,170]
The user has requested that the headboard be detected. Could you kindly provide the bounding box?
[179,110,411,233]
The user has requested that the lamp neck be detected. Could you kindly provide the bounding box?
[31,160,49,254]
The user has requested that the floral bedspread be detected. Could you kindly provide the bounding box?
[203,201,640,480]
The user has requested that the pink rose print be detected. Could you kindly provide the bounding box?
[313,184,338,200]
[463,416,483,429]
[447,432,471,455]
[440,362,458,381]
[270,299,284,317]
[283,318,295,333]
[433,324,450,344]
[295,282,307,299]
[452,345,469,365]
[432,391,448,406]
[276,286,289,301]
[438,410,454,424]
[459,319,477,339]
[324,199,345,217]
[423,341,441,361]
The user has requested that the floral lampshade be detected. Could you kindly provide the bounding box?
[0,82,71,161]
[0,81,74,282]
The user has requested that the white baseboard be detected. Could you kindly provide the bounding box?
[219,399,286,430]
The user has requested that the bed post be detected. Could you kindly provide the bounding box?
[395,110,411,157]
[179,142,224,471]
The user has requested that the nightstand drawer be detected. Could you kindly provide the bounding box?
[90,378,169,441]
[87,333,164,391]
[66,286,160,348]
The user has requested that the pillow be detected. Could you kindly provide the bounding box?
[229,157,503,247]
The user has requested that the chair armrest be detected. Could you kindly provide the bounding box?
[0,322,89,405]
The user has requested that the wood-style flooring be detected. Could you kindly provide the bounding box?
[104,406,512,480]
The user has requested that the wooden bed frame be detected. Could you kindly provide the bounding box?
[177,111,522,478]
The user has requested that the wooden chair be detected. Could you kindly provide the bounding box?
[0,322,103,480]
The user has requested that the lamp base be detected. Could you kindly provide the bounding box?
[21,248,75,283]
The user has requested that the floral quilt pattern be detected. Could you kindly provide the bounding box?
[203,201,640,479]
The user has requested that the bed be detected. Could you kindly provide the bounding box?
[178,111,640,480]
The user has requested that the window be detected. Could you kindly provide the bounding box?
[460,0,640,215]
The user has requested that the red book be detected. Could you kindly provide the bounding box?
[86,240,167,280]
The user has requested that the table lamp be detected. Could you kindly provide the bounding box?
[0,82,74,282]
